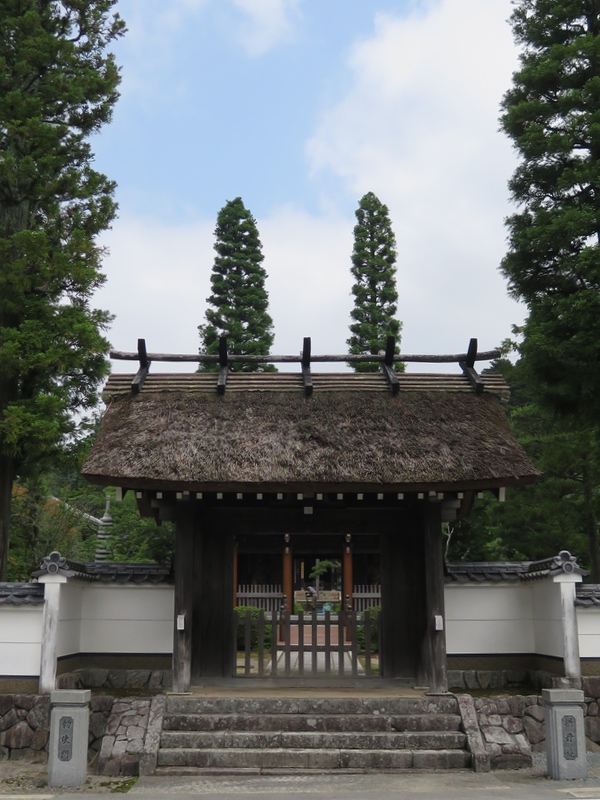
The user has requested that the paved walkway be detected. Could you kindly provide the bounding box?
[2,768,600,800]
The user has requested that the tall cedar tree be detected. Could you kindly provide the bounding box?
[500,1,600,418]
[199,197,275,372]
[0,2,125,579]
[500,1,600,579]
[347,192,403,372]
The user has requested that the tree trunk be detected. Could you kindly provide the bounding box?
[582,455,600,583]
[0,454,14,581]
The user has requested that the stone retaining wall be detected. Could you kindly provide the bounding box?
[57,669,172,692]
[0,695,49,761]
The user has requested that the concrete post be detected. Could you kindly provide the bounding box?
[556,576,582,685]
[542,688,587,780]
[38,575,67,694]
[48,689,91,787]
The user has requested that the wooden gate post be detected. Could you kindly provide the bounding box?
[283,534,293,613]
[422,504,448,693]
[173,506,194,693]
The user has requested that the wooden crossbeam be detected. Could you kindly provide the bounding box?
[131,338,151,394]
[381,336,399,395]
[217,337,228,396]
[459,338,484,394]
[301,337,313,397]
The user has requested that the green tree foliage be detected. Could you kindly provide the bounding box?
[500,1,600,419]
[448,359,600,578]
[199,197,275,372]
[0,1,125,579]
[347,192,403,372]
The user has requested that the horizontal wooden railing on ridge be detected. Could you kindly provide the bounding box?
[110,336,500,397]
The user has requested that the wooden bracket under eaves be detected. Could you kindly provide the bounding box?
[459,338,485,393]
[381,336,399,395]
[217,337,228,395]
[302,337,313,397]
[131,339,151,393]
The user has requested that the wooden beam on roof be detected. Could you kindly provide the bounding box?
[217,337,228,395]
[459,338,484,394]
[131,338,151,394]
[381,336,399,395]
[301,337,313,397]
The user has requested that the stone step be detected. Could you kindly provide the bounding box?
[157,747,471,771]
[163,712,462,733]
[160,730,467,751]
[165,695,459,717]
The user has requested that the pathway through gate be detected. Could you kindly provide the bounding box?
[234,609,380,679]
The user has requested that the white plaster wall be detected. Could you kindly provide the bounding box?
[532,580,564,658]
[576,608,600,659]
[56,582,83,658]
[0,606,44,676]
[79,584,174,654]
[444,583,534,654]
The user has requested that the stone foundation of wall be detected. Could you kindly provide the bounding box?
[56,668,172,692]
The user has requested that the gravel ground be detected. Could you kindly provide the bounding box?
[2,754,600,795]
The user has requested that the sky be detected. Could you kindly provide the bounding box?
[92,0,524,375]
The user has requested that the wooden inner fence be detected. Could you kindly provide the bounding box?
[234,609,381,679]
[236,584,381,613]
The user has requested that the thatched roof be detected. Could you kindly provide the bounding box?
[82,371,538,493]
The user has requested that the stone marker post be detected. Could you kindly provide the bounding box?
[543,688,587,780]
[48,689,91,787]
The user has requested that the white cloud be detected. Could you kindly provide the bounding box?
[306,0,524,358]
[230,0,303,56]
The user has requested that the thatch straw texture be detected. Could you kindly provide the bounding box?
[83,381,538,492]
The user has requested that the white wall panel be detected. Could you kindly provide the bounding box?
[0,607,43,675]
[532,582,563,657]
[577,608,600,659]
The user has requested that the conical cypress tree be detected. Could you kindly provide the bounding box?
[347,192,403,373]
[199,198,275,372]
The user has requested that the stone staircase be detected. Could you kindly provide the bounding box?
[156,695,471,772]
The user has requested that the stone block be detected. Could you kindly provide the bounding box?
[496,699,510,714]
[477,672,491,689]
[503,716,524,734]
[506,670,528,686]
[482,726,514,745]
[90,711,108,740]
[585,715,600,742]
[91,696,114,713]
[106,671,127,689]
[447,671,465,689]
[0,696,14,716]
[14,695,37,711]
[0,708,18,731]
[0,720,34,749]
[125,670,151,688]
[589,702,599,716]
[525,704,545,723]
[507,696,526,716]
[583,677,600,699]
[31,728,49,750]
[120,754,140,777]
[148,671,163,689]
[492,753,532,769]
[464,670,479,690]
[56,673,80,690]
[523,715,545,745]
[80,669,109,688]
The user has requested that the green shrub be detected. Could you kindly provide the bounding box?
[357,605,381,654]
[234,606,273,651]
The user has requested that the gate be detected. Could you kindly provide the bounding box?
[234,608,381,678]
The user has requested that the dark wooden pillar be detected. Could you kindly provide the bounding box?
[173,504,195,693]
[192,512,235,680]
[420,503,448,692]
[282,535,293,611]
[233,541,238,608]
[342,535,353,607]
[380,514,425,679]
